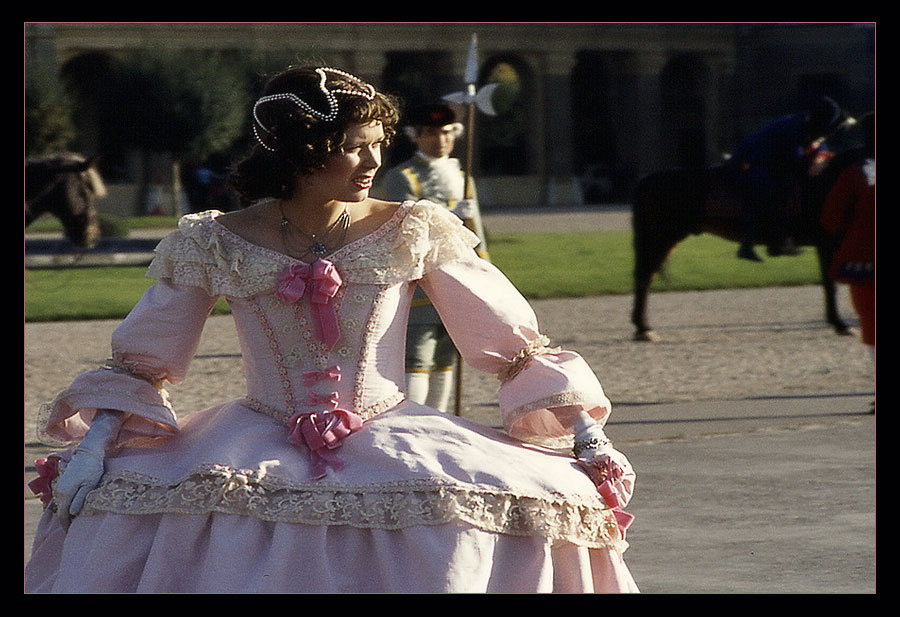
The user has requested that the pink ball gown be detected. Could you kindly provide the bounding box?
[26,201,638,593]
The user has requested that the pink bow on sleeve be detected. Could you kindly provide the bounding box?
[288,410,363,480]
[276,259,343,350]
[577,456,635,539]
[597,480,635,538]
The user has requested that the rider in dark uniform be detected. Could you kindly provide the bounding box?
[733,96,847,261]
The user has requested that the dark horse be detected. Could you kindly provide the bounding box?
[631,119,865,342]
[25,152,106,249]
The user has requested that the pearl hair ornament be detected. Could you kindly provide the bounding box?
[252,67,377,152]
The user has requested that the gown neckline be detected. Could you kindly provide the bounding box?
[209,200,413,266]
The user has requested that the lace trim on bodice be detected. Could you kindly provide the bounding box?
[78,463,627,552]
[145,200,480,297]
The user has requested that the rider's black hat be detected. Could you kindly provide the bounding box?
[808,96,846,137]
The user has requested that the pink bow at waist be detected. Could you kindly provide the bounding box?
[288,409,363,480]
[276,259,342,350]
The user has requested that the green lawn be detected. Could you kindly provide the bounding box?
[24,231,822,322]
[488,231,820,298]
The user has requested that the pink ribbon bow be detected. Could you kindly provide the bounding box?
[276,259,343,350]
[288,409,363,480]
[597,480,635,538]
[28,456,61,506]
[307,391,340,409]
[302,366,342,387]
[576,456,634,539]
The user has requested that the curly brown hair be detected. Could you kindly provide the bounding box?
[230,66,400,205]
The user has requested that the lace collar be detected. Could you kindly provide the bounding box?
[146,200,479,297]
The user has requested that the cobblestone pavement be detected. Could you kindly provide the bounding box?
[25,286,873,445]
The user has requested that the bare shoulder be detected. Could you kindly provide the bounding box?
[362,197,402,216]
[353,198,402,226]
[215,202,281,246]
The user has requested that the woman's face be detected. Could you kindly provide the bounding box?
[304,120,386,203]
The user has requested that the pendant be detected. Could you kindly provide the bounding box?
[279,205,349,260]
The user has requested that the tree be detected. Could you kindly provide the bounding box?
[102,49,250,213]
[25,65,76,156]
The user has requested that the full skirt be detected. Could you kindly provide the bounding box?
[26,399,638,593]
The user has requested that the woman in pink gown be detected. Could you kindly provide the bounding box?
[25,66,638,593]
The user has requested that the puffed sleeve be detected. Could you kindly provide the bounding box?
[37,213,235,448]
[414,207,612,449]
[38,280,219,448]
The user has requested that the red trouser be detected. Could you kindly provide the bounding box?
[850,283,876,346]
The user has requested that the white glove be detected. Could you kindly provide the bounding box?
[571,412,635,508]
[450,199,476,220]
[52,409,124,530]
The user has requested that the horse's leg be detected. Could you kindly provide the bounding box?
[632,230,678,342]
[631,272,652,341]
[816,243,852,335]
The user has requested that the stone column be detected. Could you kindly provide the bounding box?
[626,50,669,179]
[541,50,579,205]
[707,53,738,162]
[348,48,388,87]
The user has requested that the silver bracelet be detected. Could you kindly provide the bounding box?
[572,436,611,458]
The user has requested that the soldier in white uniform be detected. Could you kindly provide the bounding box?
[376,103,489,411]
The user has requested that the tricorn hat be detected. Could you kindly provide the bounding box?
[403,102,465,140]
[406,103,458,127]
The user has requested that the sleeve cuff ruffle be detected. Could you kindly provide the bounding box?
[498,349,612,450]
[37,368,179,448]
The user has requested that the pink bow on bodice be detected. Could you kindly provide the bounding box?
[288,409,363,480]
[302,366,342,387]
[276,259,343,350]
[307,391,340,409]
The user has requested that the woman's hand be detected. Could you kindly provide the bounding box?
[53,448,106,530]
[51,409,124,530]
[570,411,635,508]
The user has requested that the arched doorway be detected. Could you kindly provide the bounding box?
[381,51,456,167]
[659,53,712,169]
[477,54,533,176]
[571,51,622,202]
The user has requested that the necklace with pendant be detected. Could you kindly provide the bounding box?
[279,203,351,260]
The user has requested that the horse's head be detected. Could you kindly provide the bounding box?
[799,112,873,226]
[807,115,867,177]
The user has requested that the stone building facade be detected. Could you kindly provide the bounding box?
[25,22,875,211]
